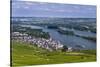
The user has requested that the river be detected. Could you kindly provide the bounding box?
[21,25,96,50]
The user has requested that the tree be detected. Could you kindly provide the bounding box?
[62,45,68,52]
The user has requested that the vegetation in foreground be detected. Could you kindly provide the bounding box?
[12,40,96,67]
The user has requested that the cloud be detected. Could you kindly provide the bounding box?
[25,2,33,5]
[51,9,78,13]
[44,8,51,11]
[88,7,95,11]
[16,6,20,8]
[38,2,47,5]
[24,6,29,9]
[57,10,66,12]
[72,6,80,9]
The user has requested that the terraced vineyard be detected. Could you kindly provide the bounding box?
[12,40,96,66]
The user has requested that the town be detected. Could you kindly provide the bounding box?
[12,32,65,51]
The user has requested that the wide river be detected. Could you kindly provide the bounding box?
[21,25,96,50]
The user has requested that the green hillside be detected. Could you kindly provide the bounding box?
[12,40,96,66]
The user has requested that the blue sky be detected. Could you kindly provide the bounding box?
[12,1,96,18]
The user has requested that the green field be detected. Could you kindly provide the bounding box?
[12,40,96,67]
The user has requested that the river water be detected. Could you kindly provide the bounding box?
[21,25,96,50]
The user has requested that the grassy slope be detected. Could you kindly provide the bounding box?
[12,41,96,66]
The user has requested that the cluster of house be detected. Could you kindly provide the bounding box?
[12,32,64,51]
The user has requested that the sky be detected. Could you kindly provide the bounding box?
[11,0,96,18]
